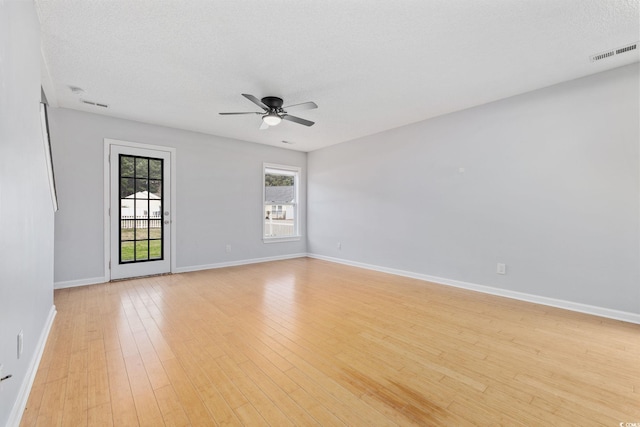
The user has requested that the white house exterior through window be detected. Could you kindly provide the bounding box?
[263,164,300,241]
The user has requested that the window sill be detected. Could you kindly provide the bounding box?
[263,236,301,244]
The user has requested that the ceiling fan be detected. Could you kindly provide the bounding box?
[220,94,317,129]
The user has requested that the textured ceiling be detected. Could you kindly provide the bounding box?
[36,0,639,152]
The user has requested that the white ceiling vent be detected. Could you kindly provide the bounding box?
[81,99,108,108]
[590,42,638,62]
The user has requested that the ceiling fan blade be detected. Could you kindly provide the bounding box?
[219,112,261,115]
[259,121,269,130]
[242,93,267,110]
[282,114,314,127]
[283,101,318,112]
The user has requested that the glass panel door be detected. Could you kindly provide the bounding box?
[110,143,171,280]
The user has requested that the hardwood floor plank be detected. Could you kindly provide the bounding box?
[86,402,113,427]
[33,377,67,427]
[284,366,372,426]
[216,355,295,427]
[238,359,320,426]
[105,348,139,426]
[233,403,267,426]
[153,385,191,427]
[196,352,249,411]
[160,357,216,425]
[87,342,110,410]
[287,387,346,426]
[60,351,88,427]
[124,352,164,426]
[171,340,242,425]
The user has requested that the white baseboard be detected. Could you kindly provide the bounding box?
[7,305,57,427]
[308,254,640,325]
[54,276,107,289]
[174,253,308,274]
[53,254,308,289]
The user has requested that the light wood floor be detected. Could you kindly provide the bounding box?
[21,258,640,426]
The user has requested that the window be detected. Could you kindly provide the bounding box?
[263,164,300,241]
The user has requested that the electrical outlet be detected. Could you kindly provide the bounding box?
[337,242,342,250]
[497,263,506,275]
[226,244,232,253]
[17,331,23,359]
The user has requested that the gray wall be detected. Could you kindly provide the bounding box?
[308,64,639,314]
[0,2,55,425]
[49,108,307,285]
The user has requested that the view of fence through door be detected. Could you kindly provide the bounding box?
[119,155,164,263]
[109,142,172,280]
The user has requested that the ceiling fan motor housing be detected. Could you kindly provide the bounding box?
[261,96,284,110]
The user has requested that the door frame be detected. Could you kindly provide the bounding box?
[103,138,177,280]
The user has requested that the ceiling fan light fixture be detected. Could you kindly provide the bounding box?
[262,112,282,126]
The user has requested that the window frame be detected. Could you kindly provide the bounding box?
[263,163,301,243]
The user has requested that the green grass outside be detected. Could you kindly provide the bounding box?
[121,239,162,262]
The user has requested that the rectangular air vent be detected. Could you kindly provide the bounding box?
[81,99,108,108]
[591,42,638,62]
[591,50,614,61]
[616,43,637,55]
